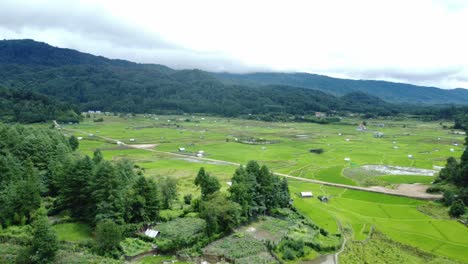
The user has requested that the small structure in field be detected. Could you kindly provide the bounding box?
[450,148,455,152]
[196,153,203,158]
[374,132,384,138]
[344,157,351,162]
[345,138,350,142]
[116,141,124,146]
[357,123,367,131]
[408,154,414,159]
[338,133,342,136]
[393,146,399,149]
[300,192,313,198]
[318,196,329,203]
[197,150,205,155]
[77,137,83,140]
[129,138,135,142]
[144,229,159,238]
[226,181,232,187]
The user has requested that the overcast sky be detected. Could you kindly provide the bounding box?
[1,0,468,89]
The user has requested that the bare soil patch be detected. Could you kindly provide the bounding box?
[368,184,440,199]
[128,144,158,149]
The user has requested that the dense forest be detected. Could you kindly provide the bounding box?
[0,86,80,123]
[1,39,467,120]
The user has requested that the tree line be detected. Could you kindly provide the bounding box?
[433,135,468,218]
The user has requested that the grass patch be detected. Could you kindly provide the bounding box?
[376,175,435,185]
[53,222,93,243]
[341,232,462,264]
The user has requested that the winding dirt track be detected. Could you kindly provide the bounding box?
[64,128,442,200]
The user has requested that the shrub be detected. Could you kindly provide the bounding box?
[449,199,466,218]
[309,148,324,154]
[184,194,192,205]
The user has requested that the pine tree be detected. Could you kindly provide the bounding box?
[30,207,58,264]
[93,149,104,164]
[68,135,79,151]
[92,161,124,224]
[195,167,220,199]
[12,160,41,224]
[159,176,178,209]
[59,156,94,220]
[127,176,159,223]
[461,136,468,166]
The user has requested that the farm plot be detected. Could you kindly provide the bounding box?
[68,115,464,190]
[289,180,468,262]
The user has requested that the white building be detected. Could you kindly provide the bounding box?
[144,229,159,238]
[300,192,313,198]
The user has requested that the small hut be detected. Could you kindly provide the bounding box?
[300,192,313,198]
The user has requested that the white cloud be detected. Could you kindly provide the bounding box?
[0,0,467,88]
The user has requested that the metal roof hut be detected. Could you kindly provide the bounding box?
[144,229,159,238]
[300,192,313,198]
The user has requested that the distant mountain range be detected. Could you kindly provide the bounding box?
[214,72,468,105]
[0,39,465,121]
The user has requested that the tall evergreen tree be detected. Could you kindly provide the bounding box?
[159,176,178,209]
[29,207,58,264]
[126,176,159,223]
[194,167,221,199]
[93,149,104,164]
[59,156,94,220]
[68,135,79,151]
[92,161,124,224]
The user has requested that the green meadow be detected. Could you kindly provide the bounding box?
[65,115,468,262]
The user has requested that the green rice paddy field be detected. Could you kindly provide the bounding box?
[65,115,468,262]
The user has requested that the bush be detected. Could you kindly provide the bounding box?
[309,148,324,154]
[449,199,466,218]
[184,194,192,205]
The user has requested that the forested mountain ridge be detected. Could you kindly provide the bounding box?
[0,39,401,116]
[213,72,468,105]
[0,39,463,119]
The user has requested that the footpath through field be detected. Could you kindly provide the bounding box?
[64,128,442,200]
